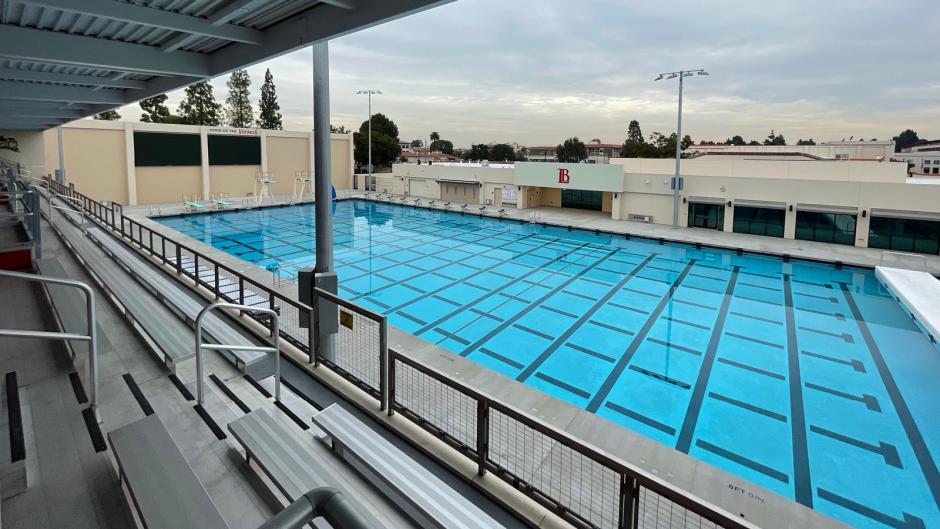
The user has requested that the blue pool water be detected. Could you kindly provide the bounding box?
[159,200,940,529]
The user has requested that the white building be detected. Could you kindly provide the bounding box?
[686,140,895,161]
[893,140,940,176]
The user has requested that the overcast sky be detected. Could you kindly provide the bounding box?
[114,0,939,148]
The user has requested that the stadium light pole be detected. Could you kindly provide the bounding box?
[655,69,709,227]
[356,90,381,180]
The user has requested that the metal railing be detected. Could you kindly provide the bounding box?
[49,177,759,529]
[195,302,281,405]
[0,270,99,419]
[256,487,372,529]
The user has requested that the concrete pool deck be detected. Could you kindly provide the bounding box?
[119,200,861,529]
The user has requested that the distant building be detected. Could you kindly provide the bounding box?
[686,140,895,161]
[894,140,940,176]
[400,147,459,163]
[522,139,621,164]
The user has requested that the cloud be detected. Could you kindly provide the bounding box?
[111,0,940,147]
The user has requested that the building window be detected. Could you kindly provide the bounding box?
[688,202,725,231]
[561,189,603,211]
[870,217,940,255]
[795,211,857,245]
[733,206,785,237]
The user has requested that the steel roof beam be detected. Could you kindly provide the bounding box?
[17,0,263,45]
[0,99,88,109]
[0,68,147,89]
[0,24,210,77]
[0,105,85,118]
[0,80,126,104]
[320,0,357,9]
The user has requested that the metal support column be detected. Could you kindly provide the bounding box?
[671,72,684,227]
[312,41,336,361]
[56,126,66,183]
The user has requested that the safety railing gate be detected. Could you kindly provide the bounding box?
[48,177,758,529]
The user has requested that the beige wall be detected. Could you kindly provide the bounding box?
[209,165,261,197]
[56,128,128,204]
[38,121,353,205]
[136,166,202,204]
[1,130,47,177]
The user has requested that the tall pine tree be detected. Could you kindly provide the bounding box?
[256,69,283,130]
[139,94,171,123]
[224,69,254,128]
[178,81,222,126]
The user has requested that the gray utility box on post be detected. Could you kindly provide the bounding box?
[298,267,338,336]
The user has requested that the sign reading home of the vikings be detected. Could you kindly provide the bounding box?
[207,127,259,136]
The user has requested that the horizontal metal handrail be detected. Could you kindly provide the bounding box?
[195,302,281,404]
[256,487,372,529]
[0,269,99,419]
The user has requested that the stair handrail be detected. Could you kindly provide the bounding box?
[256,487,372,529]
[0,270,98,419]
[194,302,280,406]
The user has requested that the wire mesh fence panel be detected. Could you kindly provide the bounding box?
[327,304,382,396]
[392,359,478,451]
[637,487,720,529]
[488,408,620,529]
[274,299,309,352]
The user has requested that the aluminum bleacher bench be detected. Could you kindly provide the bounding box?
[227,409,388,528]
[108,414,230,529]
[311,404,504,529]
[85,228,270,378]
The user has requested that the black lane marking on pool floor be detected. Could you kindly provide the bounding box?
[534,373,591,399]
[675,267,739,453]
[566,342,616,363]
[673,298,717,311]
[646,338,701,356]
[794,291,838,304]
[470,307,503,321]
[478,347,524,370]
[817,488,926,529]
[662,316,710,331]
[796,306,846,321]
[432,295,462,307]
[514,254,657,382]
[730,311,783,325]
[433,328,471,346]
[805,382,881,412]
[717,358,785,380]
[736,294,777,306]
[784,274,813,508]
[562,289,597,301]
[709,391,786,422]
[587,260,697,413]
[604,401,676,435]
[396,311,427,326]
[587,319,635,336]
[512,324,554,341]
[725,331,784,349]
[801,349,866,372]
[737,281,781,292]
[696,440,790,484]
[809,425,901,468]
[456,247,620,357]
[540,305,579,319]
[798,325,854,343]
[608,301,649,315]
[628,365,691,390]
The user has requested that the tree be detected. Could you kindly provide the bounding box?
[410,139,424,148]
[430,139,454,154]
[430,131,440,142]
[763,130,786,146]
[224,69,253,128]
[353,113,401,169]
[748,140,760,146]
[256,69,283,130]
[139,94,171,123]
[462,144,489,161]
[489,144,515,162]
[796,138,816,146]
[621,120,650,157]
[94,109,121,120]
[893,129,921,152]
[556,137,587,163]
[330,125,350,134]
[178,81,222,126]
[729,135,745,146]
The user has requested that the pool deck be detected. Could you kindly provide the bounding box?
[121,198,861,529]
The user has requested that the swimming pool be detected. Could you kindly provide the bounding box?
[159,199,940,529]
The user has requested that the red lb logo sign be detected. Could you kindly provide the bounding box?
[558,168,571,184]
